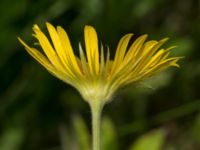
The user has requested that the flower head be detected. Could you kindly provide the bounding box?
[18,23,182,104]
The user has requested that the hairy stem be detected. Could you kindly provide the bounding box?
[89,100,104,150]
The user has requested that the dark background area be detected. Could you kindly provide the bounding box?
[0,0,200,149]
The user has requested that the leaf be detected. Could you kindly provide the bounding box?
[128,129,166,150]
[191,113,200,141]
[59,124,74,150]
[101,117,118,150]
[0,127,24,150]
[73,115,90,150]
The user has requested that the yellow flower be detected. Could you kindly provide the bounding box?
[18,23,182,104]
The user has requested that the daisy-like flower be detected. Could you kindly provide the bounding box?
[18,23,182,150]
[18,23,181,104]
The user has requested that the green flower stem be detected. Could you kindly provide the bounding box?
[89,100,104,150]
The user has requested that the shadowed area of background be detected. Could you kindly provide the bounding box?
[0,0,200,150]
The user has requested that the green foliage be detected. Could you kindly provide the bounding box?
[0,0,200,149]
[129,129,166,150]
[0,127,24,150]
[73,115,90,150]
[101,117,118,150]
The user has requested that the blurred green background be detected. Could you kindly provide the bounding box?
[0,0,200,149]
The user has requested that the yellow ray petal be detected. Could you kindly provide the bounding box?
[32,25,66,73]
[147,46,177,69]
[46,23,71,70]
[114,35,149,77]
[111,33,133,75]
[56,25,82,76]
[143,49,165,70]
[131,38,169,74]
[142,57,182,77]
[84,25,99,75]
[141,40,158,55]
[124,34,148,62]
[114,40,157,76]
[18,37,74,83]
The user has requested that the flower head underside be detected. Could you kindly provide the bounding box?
[18,23,182,103]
